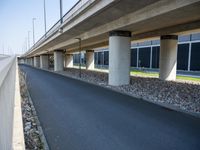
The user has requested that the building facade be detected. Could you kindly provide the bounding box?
[73,33,200,71]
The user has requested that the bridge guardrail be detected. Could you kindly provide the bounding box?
[25,0,96,56]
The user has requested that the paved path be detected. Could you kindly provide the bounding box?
[20,65,200,150]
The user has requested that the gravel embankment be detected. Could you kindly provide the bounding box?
[20,70,48,150]
[57,68,200,115]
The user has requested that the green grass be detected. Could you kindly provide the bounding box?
[130,70,200,82]
[72,66,200,82]
[130,70,158,77]
[176,76,200,82]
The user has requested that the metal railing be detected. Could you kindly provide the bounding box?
[26,0,96,56]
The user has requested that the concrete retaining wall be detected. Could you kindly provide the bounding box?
[0,56,25,150]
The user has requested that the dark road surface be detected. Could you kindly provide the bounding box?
[19,65,200,150]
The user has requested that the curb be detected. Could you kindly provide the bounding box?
[21,69,50,150]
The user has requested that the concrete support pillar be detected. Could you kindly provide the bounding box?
[108,31,131,86]
[34,56,40,67]
[30,57,34,66]
[54,50,64,71]
[65,54,73,68]
[159,35,178,81]
[40,54,49,69]
[86,50,94,70]
[28,59,30,65]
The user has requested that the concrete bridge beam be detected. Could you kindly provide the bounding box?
[86,50,94,70]
[40,54,49,69]
[54,50,64,71]
[65,54,73,68]
[159,35,178,81]
[108,31,131,86]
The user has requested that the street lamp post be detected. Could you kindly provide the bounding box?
[60,0,63,24]
[44,0,47,37]
[2,44,4,55]
[27,31,30,49]
[32,18,36,45]
[75,38,82,78]
[25,38,27,52]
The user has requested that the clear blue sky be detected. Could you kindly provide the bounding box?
[0,0,78,55]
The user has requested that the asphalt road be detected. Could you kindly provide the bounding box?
[19,65,200,150]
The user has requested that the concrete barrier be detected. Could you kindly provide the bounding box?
[0,56,25,150]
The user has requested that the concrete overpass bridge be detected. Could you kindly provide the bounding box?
[1,1,200,149]
[22,0,200,86]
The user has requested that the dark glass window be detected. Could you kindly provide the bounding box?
[73,54,76,63]
[131,48,137,67]
[190,43,200,71]
[152,46,160,68]
[139,47,151,68]
[73,54,80,64]
[82,53,86,64]
[177,44,189,70]
[97,52,104,65]
[94,52,98,65]
[77,54,80,64]
[104,51,109,65]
